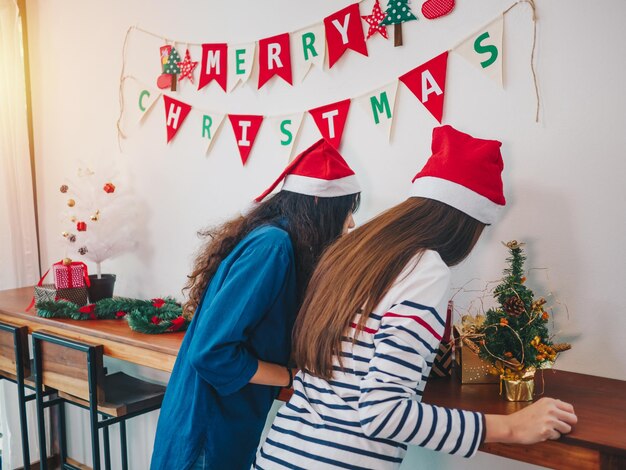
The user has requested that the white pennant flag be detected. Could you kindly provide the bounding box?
[291,23,326,83]
[357,81,398,141]
[269,112,304,160]
[199,112,225,155]
[454,15,504,86]
[227,42,256,92]
[138,89,161,122]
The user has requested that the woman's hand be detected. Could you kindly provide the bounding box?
[249,361,298,388]
[485,397,578,444]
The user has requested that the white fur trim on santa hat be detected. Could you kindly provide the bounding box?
[281,173,361,198]
[409,176,504,224]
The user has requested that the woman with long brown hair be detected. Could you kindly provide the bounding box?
[150,140,361,470]
[256,126,577,469]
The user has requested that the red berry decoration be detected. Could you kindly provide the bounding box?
[151,315,161,325]
[168,316,186,332]
[103,182,116,194]
[77,221,87,232]
[115,311,127,318]
[152,298,165,308]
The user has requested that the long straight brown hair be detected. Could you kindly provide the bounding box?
[293,197,486,379]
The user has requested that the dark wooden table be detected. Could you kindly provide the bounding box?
[424,369,626,469]
[1,287,625,469]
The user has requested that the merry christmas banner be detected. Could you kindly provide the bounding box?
[128,0,460,95]
[120,1,539,161]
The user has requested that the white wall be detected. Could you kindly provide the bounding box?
[16,0,626,468]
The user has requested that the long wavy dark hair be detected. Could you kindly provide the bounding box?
[182,190,360,317]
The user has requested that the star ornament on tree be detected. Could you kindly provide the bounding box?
[362,0,388,39]
[177,49,198,83]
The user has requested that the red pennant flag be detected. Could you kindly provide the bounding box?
[228,115,264,165]
[309,99,351,148]
[399,51,449,123]
[324,3,368,68]
[199,43,227,92]
[163,95,192,143]
[258,33,292,89]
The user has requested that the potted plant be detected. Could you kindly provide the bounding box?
[476,241,571,401]
[60,167,136,302]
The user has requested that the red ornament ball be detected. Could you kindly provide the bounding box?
[103,182,116,194]
[77,221,87,232]
[152,298,165,308]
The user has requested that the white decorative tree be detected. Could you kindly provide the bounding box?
[60,167,136,279]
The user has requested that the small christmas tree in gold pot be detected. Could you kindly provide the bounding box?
[479,241,571,401]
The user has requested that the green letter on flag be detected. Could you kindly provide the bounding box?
[474,32,498,68]
[302,32,318,61]
[370,91,391,125]
[280,119,293,145]
[235,49,246,75]
[202,115,213,139]
[139,90,150,112]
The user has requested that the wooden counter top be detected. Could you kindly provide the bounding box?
[0,286,184,371]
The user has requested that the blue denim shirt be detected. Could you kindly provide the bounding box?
[151,224,297,470]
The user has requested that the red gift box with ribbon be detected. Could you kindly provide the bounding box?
[52,259,90,289]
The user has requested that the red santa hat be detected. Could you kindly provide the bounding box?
[255,139,361,202]
[410,125,505,224]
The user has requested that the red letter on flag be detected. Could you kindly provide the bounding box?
[324,3,368,68]
[163,96,192,144]
[228,115,264,165]
[199,43,228,92]
[399,51,449,123]
[309,99,351,148]
[258,33,292,89]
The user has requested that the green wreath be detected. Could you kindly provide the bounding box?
[35,297,189,334]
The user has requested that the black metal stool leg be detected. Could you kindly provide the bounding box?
[16,379,31,468]
[33,338,48,470]
[103,425,111,470]
[58,400,67,466]
[89,409,100,470]
[119,420,128,470]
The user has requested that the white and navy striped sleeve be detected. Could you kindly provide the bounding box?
[357,251,486,458]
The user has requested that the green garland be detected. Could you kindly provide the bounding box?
[35,296,189,334]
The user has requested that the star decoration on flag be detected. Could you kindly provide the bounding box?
[362,0,389,40]
[177,49,198,83]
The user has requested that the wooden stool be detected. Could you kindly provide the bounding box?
[0,322,37,469]
[31,330,166,470]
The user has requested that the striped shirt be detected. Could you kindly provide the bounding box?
[255,250,485,469]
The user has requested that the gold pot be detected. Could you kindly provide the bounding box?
[501,373,535,402]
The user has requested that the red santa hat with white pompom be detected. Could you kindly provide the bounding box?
[410,125,506,224]
[255,139,361,202]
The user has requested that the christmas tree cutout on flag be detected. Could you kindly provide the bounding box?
[229,115,264,165]
[399,51,448,123]
[454,15,503,86]
[164,47,182,91]
[380,0,418,46]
